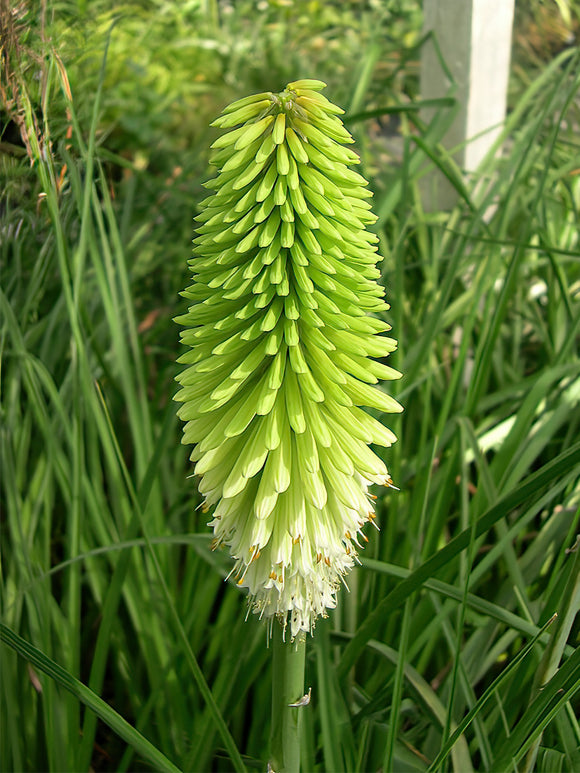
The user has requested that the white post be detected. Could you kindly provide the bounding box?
[420,0,515,209]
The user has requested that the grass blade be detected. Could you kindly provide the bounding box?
[0,624,181,773]
[339,443,580,677]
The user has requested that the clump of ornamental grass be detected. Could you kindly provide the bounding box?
[175,79,402,640]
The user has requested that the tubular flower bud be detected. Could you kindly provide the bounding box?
[175,80,402,639]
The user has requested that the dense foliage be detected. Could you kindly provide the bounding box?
[1,1,579,772]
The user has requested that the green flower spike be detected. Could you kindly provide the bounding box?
[175,79,402,639]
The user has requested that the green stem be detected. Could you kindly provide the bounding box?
[269,624,307,773]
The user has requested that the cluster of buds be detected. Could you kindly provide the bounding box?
[175,80,402,639]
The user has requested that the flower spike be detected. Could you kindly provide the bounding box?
[176,80,402,639]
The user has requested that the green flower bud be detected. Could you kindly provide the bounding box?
[175,80,402,639]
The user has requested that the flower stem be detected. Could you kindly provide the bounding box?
[269,624,307,773]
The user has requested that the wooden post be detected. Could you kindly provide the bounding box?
[420,0,515,209]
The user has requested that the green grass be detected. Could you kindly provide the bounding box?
[1,2,579,771]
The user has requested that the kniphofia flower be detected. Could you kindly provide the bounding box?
[175,80,402,639]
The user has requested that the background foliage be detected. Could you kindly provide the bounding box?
[1,1,579,771]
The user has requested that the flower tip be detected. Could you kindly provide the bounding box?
[287,78,327,92]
